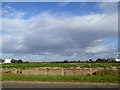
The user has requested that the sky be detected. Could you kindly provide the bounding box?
[1,2,119,62]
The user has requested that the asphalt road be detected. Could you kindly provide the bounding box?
[2,81,119,88]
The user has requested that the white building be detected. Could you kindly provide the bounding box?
[4,59,11,64]
[116,59,120,62]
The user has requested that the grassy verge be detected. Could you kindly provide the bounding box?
[2,73,119,83]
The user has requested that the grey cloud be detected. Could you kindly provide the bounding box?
[2,11,118,59]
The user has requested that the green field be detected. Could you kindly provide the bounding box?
[2,73,119,83]
[2,63,119,82]
[2,63,119,69]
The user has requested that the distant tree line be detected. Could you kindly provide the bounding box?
[11,59,30,64]
[95,58,117,63]
[61,58,118,63]
[0,58,119,64]
[11,59,23,64]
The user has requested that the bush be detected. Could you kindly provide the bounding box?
[63,60,69,63]
[18,59,23,63]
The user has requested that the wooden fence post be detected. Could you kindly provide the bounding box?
[89,64,92,75]
[17,69,19,74]
[15,69,17,74]
[62,68,64,76]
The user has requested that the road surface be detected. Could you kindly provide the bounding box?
[2,81,119,88]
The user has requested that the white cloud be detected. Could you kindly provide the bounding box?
[4,6,12,9]
[3,5,26,19]
[94,39,104,42]
[85,45,111,53]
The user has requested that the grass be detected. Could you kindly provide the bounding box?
[2,63,76,69]
[2,63,119,69]
[2,73,119,83]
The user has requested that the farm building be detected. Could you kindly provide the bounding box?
[4,59,12,64]
[116,59,120,62]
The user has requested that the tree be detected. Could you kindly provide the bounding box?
[11,59,18,63]
[63,60,69,63]
[0,58,5,63]
[107,58,116,63]
[18,59,23,63]
[102,58,107,63]
[96,58,103,63]
[89,59,93,62]
[78,60,80,62]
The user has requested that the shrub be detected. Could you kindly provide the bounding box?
[63,60,69,63]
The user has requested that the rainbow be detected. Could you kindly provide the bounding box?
[62,30,88,61]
